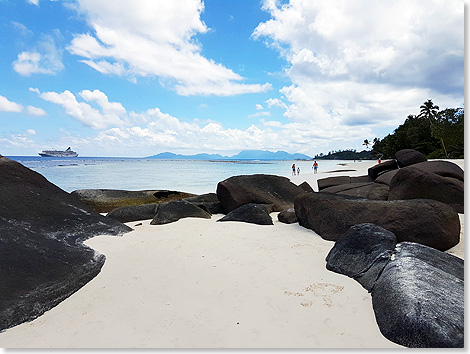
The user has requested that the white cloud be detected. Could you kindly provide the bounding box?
[13,34,64,76]
[266,98,287,109]
[67,0,271,96]
[11,21,33,36]
[0,94,47,116]
[248,111,271,118]
[26,105,47,116]
[27,0,39,6]
[0,95,23,112]
[38,89,127,129]
[253,0,464,147]
[256,104,263,110]
[27,129,36,135]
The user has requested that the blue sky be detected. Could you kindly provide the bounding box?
[0,0,464,157]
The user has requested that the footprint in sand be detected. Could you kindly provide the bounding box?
[285,283,345,308]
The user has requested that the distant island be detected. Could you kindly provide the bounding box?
[147,150,312,161]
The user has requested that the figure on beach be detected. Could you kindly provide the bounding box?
[292,164,296,175]
[297,167,300,175]
[313,161,318,174]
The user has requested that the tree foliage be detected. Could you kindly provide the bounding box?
[372,101,464,159]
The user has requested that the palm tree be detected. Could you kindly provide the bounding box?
[418,99,439,122]
[363,139,370,149]
[418,99,448,157]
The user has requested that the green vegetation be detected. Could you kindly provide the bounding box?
[371,100,464,159]
[314,149,372,160]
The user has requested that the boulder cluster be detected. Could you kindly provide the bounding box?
[326,224,463,348]
[0,149,464,348]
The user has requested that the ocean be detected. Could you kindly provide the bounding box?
[7,156,363,195]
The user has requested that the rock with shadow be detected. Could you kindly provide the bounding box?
[325,223,463,348]
[216,174,304,214]
[372,242,463,348]
[0,156,132,332]
[150,199,212,225]
[294,192,460,251]
[107,203,158,223]
[278,208,298,224]
[388,164,464,213]
[217,203,273,225]
[326,223,396,291]
[71,188,195,213]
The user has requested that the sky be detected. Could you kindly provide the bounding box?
[0,0,464,157]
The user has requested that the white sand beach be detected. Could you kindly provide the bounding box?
[0,160,464,348]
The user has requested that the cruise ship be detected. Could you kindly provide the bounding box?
[38,147,78,157]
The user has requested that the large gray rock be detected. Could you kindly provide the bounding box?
[0,156,132,332]
[278,208,298,224]
[395,149,427,167]
[298,181,314,193]
[374,169,398,186]
[409,160,464,182]
[294,192,460,251]
[368,160,398,180]
[107,203,158,223]
[72,189,195,213]
[372,242,464,348]
[326,224,396,291]
[216,174,304,213]
[317,176,351,191]
[217,203,273,225]
[183,193,224,214]
[322,182,389,200]
[350,175,374,183]
[150,200,211,225]
[388,167,464,213]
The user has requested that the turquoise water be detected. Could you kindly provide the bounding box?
[8,156,359,194]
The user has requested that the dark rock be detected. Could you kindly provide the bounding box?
[368,160,398,180]
[150,200,211,225]
[216,174,304,214]
[299,181,314,192]
[0,156,131,332]
[321,182,371,193]
[217,203,273,225]
[350,175,374,183]
[410,160,464,182]
[388,167,464,213]
[294,192,460,251]
[107,203,158,223]
[375,170,398,186]
[317,176,351,191]
[71,189,195,213]
[395,149,427,167]
[326,223,397,291]
[278,208,297,224]
[337,183,389,200]
[193,201,224,214]
[183,193,224,214]
[184,193,219,203]
[322,182,389,200]
[372,242,464,348]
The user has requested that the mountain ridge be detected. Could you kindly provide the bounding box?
[147,150,312,160]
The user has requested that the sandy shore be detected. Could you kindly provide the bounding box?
[0,160,464,348]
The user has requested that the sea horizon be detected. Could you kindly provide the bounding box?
[6,155,370,195]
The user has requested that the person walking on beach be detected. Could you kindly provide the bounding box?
[292,164,296,175]
[313,161,318,174]
[297,167,300,175]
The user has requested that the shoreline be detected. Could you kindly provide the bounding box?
[0,159,464,348]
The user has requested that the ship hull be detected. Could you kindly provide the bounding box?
[38,152,78,157]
